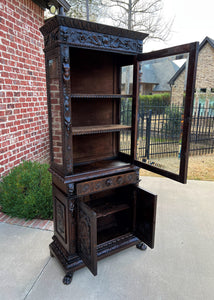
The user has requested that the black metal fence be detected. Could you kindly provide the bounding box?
[190,103,214,155]
[120,100,214,159]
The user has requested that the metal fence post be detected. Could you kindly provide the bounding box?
[145,110,152,159]
[196,103,201,143]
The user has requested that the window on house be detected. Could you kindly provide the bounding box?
[200,88,206,93]
[211,88,214,93]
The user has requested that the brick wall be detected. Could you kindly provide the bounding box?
[171,41,214,106]
[171,69,186,105]
[195,42,214,89]
[0,0,49,178]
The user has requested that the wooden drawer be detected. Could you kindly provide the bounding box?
[76,172,138,195]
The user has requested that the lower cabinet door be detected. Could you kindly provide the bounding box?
[77,200,97,276]
[76,185,157,275]
[134,186,157,249]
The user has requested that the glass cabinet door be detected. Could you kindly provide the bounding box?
[120,42,199,183]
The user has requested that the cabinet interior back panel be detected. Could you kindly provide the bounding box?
[72,99,115,126]
[73,133,116,164]
[70,49,116,94]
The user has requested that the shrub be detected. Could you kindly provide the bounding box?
[139,93,171,114]
[120,93,171,124]
[139,93,171,107]
[0,161,53,220]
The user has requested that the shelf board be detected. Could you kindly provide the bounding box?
[72,159,132,176]
[71,94,132,99]
[91,201,130,219]
[72,124,131,135]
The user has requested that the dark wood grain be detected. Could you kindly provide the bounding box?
[72,125,131,135]
[39,13,200,284]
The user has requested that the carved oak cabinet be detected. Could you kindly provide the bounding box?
[40,15,198,284]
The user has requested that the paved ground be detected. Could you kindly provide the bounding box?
[0,177,214,300]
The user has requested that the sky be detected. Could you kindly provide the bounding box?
[144,0,214,52]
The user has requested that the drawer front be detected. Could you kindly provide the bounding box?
[76,172,138,195]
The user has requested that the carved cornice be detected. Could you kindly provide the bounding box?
[41,16,148,39]
[40,16,148,54]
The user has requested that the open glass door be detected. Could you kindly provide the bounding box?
[120,42,199,183]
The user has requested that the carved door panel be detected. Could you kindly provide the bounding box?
[134,186,157,249]
[77,200,97,276]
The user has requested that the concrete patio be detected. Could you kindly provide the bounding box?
[0,177,214,300]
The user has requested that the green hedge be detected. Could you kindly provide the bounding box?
[120,93,171,124]
[0,161,53,220]
[139,93,171,107]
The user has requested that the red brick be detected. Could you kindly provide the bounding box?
[0,212,6,220]
[0,0,49,178]
[45,221,54,231]
[0,214,11,222]
[23,219,35,227]
[16,218,27,226]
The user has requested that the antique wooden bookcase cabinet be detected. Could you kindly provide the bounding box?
[40,15,198,284]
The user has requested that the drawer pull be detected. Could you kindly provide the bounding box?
[105,179,113,187]
[82,184,90,193]
[117,176,123,184]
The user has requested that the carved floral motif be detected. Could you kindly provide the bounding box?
[61,46,72,173]
[68,183,76,216]
[44,26,142,54]
[56,198,66,241]
[59,28,142,54]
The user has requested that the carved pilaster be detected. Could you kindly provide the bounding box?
[67,183,76,216]
[61,46,73,174]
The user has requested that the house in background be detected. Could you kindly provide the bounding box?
[139,57,179,95]
[169,37,214,107]
[121,56,180,96]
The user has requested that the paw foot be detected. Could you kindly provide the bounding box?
[63,273,73,285]
[136,242,147,251]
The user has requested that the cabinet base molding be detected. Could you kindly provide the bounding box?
[50,234,140,284]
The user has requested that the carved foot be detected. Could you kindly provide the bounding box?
[63,272,73,285]
[50,251,54,258]
[136,242,147,251]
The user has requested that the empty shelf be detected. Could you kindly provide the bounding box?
[72,124,131,135]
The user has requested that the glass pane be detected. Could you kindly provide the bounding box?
[136,54,189,175]
[120,96,132,155]
[120,65,133,155]
[48,58,63,166]
[121,65,133,95]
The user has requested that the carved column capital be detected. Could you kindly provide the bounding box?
[67,183,75,195]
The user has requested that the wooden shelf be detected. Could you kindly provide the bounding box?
[91,201,130,218]
[62,159,136,183]
[72,124,131,135]
[71,94,132,99]
[97,227,131,245]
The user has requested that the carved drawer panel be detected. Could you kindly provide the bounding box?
[76,172,138,196]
